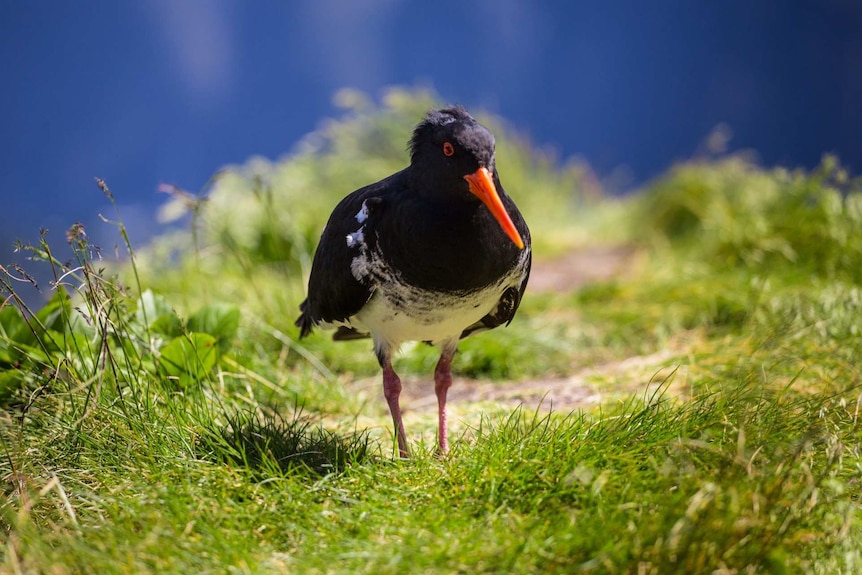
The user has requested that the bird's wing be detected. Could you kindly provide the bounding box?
[296,172,404,338]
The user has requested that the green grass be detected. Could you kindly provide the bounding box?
[2,90,861,573]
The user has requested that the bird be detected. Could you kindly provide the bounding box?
[296,106,531,457]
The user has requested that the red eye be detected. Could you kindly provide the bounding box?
[442,142,455,157]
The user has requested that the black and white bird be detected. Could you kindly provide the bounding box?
[296,106,531,457]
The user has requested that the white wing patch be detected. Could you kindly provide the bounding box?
[346,199,372,249]
[346,229,364,248]
[355,200,370,223]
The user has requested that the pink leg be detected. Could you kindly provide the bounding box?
[434,347,456,455]
[383,360,410,458]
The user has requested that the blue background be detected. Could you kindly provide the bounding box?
[2,1,860,277]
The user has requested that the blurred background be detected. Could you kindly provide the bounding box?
[2,0,861,280]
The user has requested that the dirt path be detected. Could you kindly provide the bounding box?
[401,347,679,413]
[528,245,636,292]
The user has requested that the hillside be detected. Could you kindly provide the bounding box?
[2,90,860,573]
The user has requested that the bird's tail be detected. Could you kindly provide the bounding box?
[295,299,314,339]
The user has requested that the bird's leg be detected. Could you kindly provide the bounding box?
[434,344,457,455]
[382,359,410,458]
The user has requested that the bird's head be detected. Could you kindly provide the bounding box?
[409,106,525,250]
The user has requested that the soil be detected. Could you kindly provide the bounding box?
[528,245,636,292]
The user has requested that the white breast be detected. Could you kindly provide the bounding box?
[349,280,504,346]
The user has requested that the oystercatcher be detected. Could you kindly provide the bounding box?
[296,106,531,457]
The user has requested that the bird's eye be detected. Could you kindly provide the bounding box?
[442,142,455,157]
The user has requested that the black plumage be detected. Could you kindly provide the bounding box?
[296,106,531,456]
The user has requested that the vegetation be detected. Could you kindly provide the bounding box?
[2,88,860,573]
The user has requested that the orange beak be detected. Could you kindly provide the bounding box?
[464,167,525,250]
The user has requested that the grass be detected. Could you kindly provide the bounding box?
[2,90,861,573]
